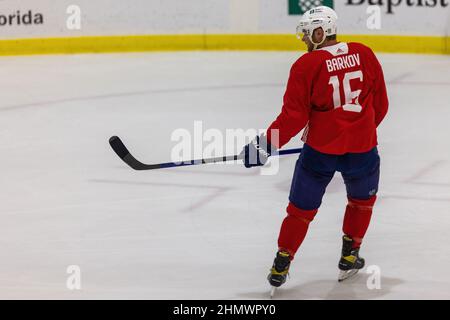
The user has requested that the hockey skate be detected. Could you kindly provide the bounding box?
[338,235,365,282]
[267,250,291,298]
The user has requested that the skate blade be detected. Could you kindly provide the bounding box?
[338,269,359,282]
[269,287,276,299]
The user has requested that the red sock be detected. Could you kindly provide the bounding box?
[277,202,318,259]
[342,196,377,248]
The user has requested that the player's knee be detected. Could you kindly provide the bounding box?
[347,195,377,210]
[346,183,378,202]
[286,202,318,223]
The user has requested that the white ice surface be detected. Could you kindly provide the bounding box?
[0,51,449,299]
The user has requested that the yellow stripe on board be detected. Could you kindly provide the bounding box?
[338,35,448,55]
[0,35,206,55]
[0,34,448,56]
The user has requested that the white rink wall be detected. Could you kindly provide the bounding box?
[0,0,448,39]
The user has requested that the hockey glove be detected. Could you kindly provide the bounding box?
[241,134,275,168]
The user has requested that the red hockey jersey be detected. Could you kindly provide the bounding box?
[267,42,388,155]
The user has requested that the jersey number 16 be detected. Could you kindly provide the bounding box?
[328,70,363,113]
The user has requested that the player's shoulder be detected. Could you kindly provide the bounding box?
[291,50,328,73]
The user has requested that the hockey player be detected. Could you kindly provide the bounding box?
[241,6,388,291]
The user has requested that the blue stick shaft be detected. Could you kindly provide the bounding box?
[158,147,303,169]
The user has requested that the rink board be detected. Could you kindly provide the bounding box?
[0,34,448,56]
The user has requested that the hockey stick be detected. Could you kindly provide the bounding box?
[109,135,302,171]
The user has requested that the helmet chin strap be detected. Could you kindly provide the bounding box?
[309,33,326,51]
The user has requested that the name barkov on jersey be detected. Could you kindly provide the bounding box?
[326,53,361,73]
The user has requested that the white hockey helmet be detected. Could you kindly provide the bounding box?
[296,6,338,49]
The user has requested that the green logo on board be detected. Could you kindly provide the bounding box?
[288,0,334,15]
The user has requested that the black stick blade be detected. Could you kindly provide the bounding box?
[109,135,154,170]
[109,136,130,160]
